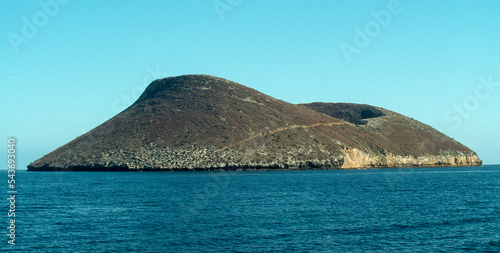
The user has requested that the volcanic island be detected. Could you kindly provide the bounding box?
[28,75,482,171]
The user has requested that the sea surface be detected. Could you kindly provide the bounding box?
[2,166,500,252]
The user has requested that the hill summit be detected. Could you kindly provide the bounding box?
[28,75,481,171]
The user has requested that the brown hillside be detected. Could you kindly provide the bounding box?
[302,103,480,168]
[301,102,472,157]
[28,75,481,171]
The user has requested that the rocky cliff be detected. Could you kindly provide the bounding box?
[301,102,482,168]
[28,75,482,171]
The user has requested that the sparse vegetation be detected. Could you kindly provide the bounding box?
[28,75,481,171]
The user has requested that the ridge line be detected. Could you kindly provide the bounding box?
[219,122,345,151]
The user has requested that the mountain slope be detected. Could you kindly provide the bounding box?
[28,75,481,171]
[302,103,481,168]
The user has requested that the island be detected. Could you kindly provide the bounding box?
[28,75,481,171]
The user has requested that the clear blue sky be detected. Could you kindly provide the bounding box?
[2,0,499,169]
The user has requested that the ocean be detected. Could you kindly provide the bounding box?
[3,166,500,252]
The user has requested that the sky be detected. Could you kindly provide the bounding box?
[1,0,500,169]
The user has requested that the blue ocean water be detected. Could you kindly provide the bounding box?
[2,166,500,252]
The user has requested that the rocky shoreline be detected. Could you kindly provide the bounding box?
[28,147,481,172]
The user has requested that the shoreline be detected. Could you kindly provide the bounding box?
[27,163,484,172]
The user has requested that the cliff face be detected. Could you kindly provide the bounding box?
[341,148,480,169]
[28,75,481,171]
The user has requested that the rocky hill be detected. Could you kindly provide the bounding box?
[302,103,480,168]
[28,75,482,171]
